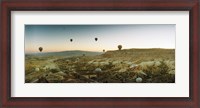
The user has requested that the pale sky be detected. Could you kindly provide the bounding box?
[25,24,175,53]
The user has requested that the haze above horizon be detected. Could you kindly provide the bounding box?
[25,24,175,53]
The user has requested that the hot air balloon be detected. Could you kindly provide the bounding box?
[39,47,43,52]
[118,45,122,50]
[95,38,98,41]
[70,39,73,42]
[103,49,105,52]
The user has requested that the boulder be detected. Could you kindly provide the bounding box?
[94,68,102,72]
[35,68,40,72]
[129,64,138,69]
[136,77,142,83]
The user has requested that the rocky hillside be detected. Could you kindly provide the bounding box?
[101,48,175,63]
[25,48,175,83]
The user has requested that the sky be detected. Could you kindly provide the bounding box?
[25,24,175,53]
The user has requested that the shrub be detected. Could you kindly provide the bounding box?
[142,61,175,83]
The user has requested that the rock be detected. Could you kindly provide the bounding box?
[140,61,155,67]
[92,62,99,66]
[30,78,39,83]
[138,71,147,76]
[99,62,109,66]
[129,64,138,69]
[118,68,127,72]
[139,61,158,71]
[42,66,49,70]
[88,61,93,64]
[56,71,67,76]
[46,73,64,83]
[136,77,142,83]
[35,68,40,72]
[124,61,133,65]
[154,61,161,67]
[94,68,102,72]
[65,60,70,63]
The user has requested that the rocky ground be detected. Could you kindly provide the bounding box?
[25,48,175,83]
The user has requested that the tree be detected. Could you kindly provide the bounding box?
[118,45,122,50]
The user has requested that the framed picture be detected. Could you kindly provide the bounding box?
[0,0,199,107]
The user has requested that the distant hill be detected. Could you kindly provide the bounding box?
[26,50,103,57]
[100,48,175,63]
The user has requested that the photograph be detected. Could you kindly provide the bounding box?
[1,0,199,107]
[25,24,175,83]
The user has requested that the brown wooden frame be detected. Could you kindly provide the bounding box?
[0,0,199,107]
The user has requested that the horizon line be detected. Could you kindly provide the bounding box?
[25,48,175,54]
